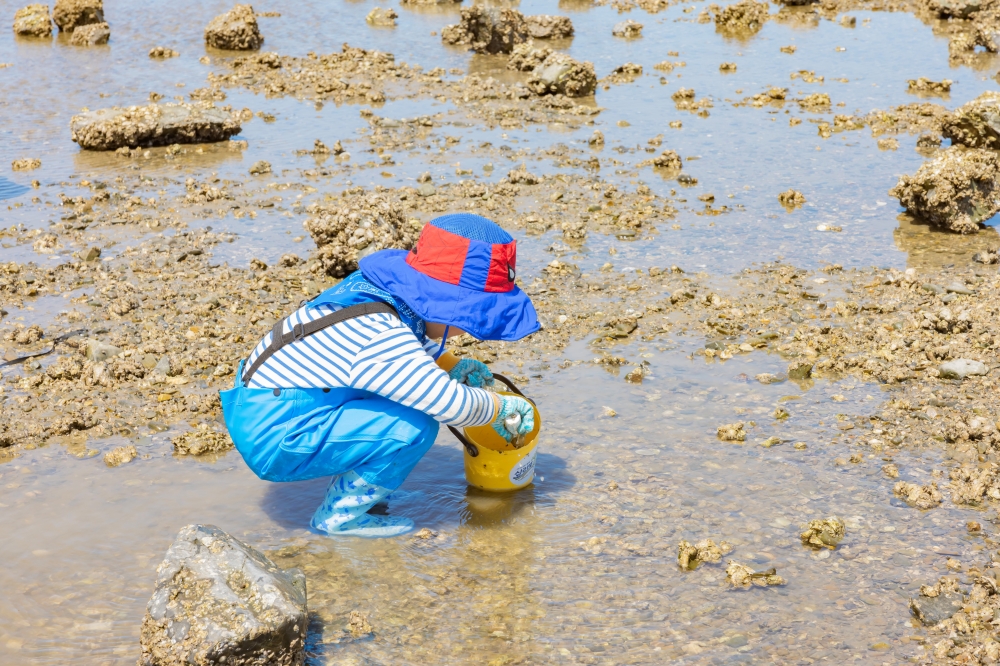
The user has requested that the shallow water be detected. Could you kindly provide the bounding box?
[2,0,999,663]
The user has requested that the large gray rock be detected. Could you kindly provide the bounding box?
[70,103,241,150]
[909,593,963,625]
[205,4,263,51]
[139,524,307,666]
[52,0,102,32]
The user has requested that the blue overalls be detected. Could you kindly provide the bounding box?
[219,287,439,500]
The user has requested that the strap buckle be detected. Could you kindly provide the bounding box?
[291,322,305,341]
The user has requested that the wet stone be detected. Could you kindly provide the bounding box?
[909,593,964,625]
[526,54,597,97]
[800,516,845,549]
[677,539,734,570]
[366,7,397,27]
[148,46,178,58]
[787,360,813,380]
[718,422,746,442]
[103,444,136,467]
[726,560,786,588]
[205,4,264,51]
[893,481,943,509]
[172,427,233,456]
[68,20,107,45]
[525,14,573,39]
[52,0,102,32]
[441,7,527,55]
[138,524,307,666]
[778,189,806,210]
[13,4,52,37]
[612,20,643,38]
[70,103,241,150]
[942,92,1000,149]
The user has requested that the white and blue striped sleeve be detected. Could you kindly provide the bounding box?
[349,324,497,427]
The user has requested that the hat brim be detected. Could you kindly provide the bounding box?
[360,249,540,341]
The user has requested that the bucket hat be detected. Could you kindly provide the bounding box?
[359,213,539,341]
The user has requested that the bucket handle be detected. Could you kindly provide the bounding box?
[448,372,535,458]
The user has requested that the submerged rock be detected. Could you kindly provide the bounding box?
[778,189,806,210]
[525,14,573,39]
[726,560,785,588]
[104,444,136,467]
[799,517,845,549]
[910,581,964,625]
[893,481,943,509]
[677,539,733,570]
[52,0,102,32]
[889,147,1000,234]
[138,524,307,666]
[908,77,952,95]
[612,19,643,38]
[68,20,107,45]
[441,7,527,55]
[172,427,233,456]
[526,54,597,97]
[939,358,988,379]
[304,191,420,277]
[942,92,1000,149]
[148,46,178,58]
[13,4,52,37]
[205,4,263,51]
[717,422,746,442]
[70,103,241,150]
[366,7,397,26]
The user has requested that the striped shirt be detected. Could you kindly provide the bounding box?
[244,303,496,428]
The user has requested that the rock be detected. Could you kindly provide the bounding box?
[883,463,899,478]
[104,444,136,467]
[52,0,102,32]
[205,4,263,51]
[71,103,241,151]
[909,593,963,625]
[81,246,101,261]
[589,130,604,146]
[172,427,233,455]
[152,355,174,376]
[366,7,397,26]
[778,189,806,210]
[939,358,988,379]
[973,248,999,264]
[893,481,943,509]
[84,339,122,362]
[138,524,307,666]
[11,157,41,171]
[507,164,539,185]
[148,46,178,58]
[651,150,682,169]
[717,422,746,442]
[725,560,785,588]
[526,54,597,97]
[945,281,974,294]
[506,42,552,71]
[677,539,733,570]
[348,611,373,638]
[249,160,271,175]
[889,147,1000,234]
[787,360,813,380]
[68,20,107,44]
[304,191,420,277]
[525,14,573,39]
[13,4,52,37]
[713,0,769,34]
[942,92,1000,149]
[908,78,952,95]
[924,0,985,19]
[799,517,845,549]
[441,7,528,55]
[612,19,643,38]
[416,182,435,197]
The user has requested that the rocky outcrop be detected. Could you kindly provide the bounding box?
[525,14,573,39]
[139,524,307,666]
[52,0,102,32]
[526,54,597,97]
[205,4,263,51]
[68,20,107,45]
[304,191,421,277]
[889,147,1000,234]
[13,4,52,37]
[942,92,1000,149]
[441,7,528,54]
[70,103,241,150]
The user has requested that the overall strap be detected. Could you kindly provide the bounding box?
[241,301,398,387]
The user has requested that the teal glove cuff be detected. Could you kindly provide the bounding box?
[492,394,534,442]
[448,358,495,388]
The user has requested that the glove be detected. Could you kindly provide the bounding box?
[448,358,495,388]
[492,394,534,444]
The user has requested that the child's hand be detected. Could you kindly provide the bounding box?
[492,394,534,442]
[448,358,495,388]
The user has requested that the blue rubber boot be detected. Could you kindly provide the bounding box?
[310,471,415,538]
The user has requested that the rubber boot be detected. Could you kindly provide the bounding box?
[310,471,415,538]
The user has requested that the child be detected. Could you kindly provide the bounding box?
[221,213,538,537]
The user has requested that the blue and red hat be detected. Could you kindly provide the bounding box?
[359,213,539,341]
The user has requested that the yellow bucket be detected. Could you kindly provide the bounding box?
[449,374,541,492]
